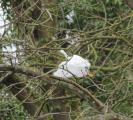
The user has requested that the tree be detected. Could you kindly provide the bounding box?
[0,0,133,120]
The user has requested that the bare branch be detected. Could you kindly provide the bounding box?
[0,64,105,112]
[1,72,46,119]
[37,112,132,120]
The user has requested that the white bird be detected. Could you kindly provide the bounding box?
[53,50,91,78]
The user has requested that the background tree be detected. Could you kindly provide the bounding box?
[0,0,133,120]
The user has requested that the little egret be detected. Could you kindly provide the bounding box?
[53,50,91,78]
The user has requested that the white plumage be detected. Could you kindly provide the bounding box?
[53,50,91,78]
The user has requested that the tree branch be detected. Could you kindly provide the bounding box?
[36,112,131,120]
[1,71,46,119]
[0,64,105,112]
[87,113,132,120]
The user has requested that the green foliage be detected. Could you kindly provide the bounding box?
[106,0,123,5]
[58,0,126,31]
[0,100,27,120]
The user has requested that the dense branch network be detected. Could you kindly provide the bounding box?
[0,64,132,120]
